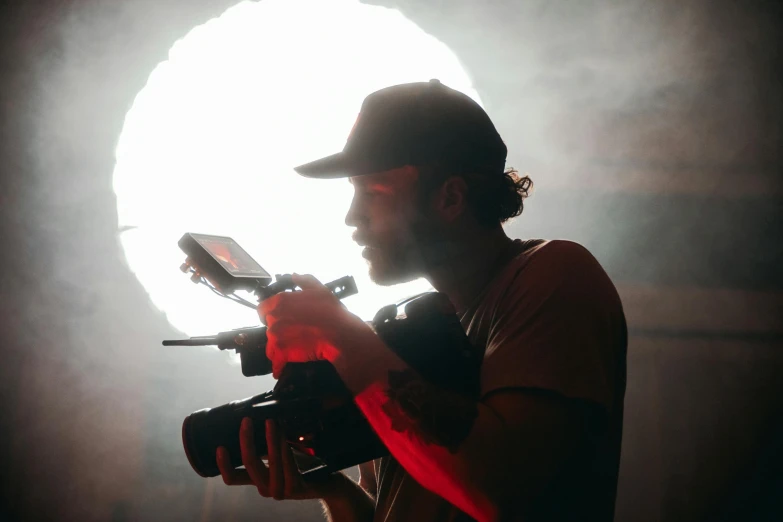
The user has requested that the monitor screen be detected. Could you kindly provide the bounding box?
[193,234,270,278]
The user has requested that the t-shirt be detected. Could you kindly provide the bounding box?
[370,239,628,522]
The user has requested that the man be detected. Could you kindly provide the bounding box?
[216,80,628,522]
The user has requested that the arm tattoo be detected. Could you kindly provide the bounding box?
[381,369,479,454]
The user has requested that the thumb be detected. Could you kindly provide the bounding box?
[291,273,325,291]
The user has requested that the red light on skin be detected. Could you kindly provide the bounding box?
[299,436,305,441]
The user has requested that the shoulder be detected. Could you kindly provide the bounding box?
[526,239,601,268]
[461,239,622,339]
[502,239,623,315]
[508,239,609,286]
[477,240,627,407]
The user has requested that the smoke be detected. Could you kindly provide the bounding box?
[379,0,782,291]
[2,0,780,521]
[385,0,778,189]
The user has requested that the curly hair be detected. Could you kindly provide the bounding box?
[416,163,533,227]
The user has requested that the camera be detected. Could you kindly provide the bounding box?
[164,233,482,481]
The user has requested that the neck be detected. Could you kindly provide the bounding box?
[423,226,514,315]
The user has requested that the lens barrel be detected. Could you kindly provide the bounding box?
[182,394,273,477]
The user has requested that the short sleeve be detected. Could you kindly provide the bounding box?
[479,241,627,413]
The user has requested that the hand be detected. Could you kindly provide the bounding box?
[217,417,344,500]
[258,273,375,379]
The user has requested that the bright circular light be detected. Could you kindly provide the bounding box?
[114,0,482,338]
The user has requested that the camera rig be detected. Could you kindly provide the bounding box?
[163,233,482,481]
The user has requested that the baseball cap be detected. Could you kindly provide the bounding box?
[294,79,507,178]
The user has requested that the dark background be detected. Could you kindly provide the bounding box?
[1,0,781,520]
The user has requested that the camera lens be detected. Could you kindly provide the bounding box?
[182,395,271,477]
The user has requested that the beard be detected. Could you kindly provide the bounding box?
[364,245,421,286]
[364,213,450,286]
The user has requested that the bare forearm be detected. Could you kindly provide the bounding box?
[356,381,505,521]
[319,473,375,522]
[332,341,508,521]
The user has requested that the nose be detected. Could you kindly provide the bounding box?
[344,194,365,228]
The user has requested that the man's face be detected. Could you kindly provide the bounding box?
[346,166,439,286]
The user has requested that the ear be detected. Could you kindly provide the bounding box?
[433,176,468,222]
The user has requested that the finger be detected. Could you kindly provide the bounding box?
[257,292,284,326]
[292,273,325,291]
[266,419,285,500]
[265,319,294,350]
[268,321,322,354]
[264,327,285,366]
[279,427,302,498]
[239,417,270,496]
[216,446,254,486]
[265,323,277,362]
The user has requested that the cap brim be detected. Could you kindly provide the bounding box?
[294,152,353,179]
